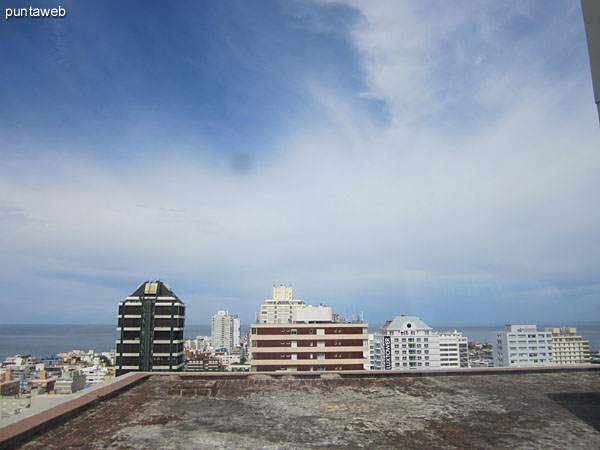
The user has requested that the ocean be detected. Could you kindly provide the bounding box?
[1,322,599,361]
[0,324,210,362]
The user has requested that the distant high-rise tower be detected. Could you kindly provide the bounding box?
[258,285,305,324]
[116,281,185,376]
[211,310,240,351]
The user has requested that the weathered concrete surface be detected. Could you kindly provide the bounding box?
[0,373,148,450]
[17,371,600,449]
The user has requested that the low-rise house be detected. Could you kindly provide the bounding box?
[54,370,86,394]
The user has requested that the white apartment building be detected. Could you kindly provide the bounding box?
[545,327,591,365]
[369,316,470,371]
[184,336,212,352]
[370,316,440,370]
[211,310,241,351]
[215,353,242,371]
[439,331,469,368]
[258,285,305,324]
[493,324,554,368]
[81,366,111,385]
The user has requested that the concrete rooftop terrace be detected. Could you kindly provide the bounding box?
[2,367,600,449]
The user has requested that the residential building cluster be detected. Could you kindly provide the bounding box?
[0,350,116,420]
[182,310,248,372]
[468,341,494,368]
[493,324,591,367]
[2,279,596,415]
[109,281,595,374]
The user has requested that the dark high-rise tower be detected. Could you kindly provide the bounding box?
[116,281,185,376]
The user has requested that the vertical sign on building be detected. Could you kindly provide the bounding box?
[384,336,392,370]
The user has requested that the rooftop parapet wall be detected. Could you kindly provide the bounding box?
[1,366,599,449]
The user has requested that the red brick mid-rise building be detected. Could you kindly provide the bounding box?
[250,306,369,372]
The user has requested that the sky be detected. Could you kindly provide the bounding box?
[0,0,599,327]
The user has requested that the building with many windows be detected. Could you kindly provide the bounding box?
[211,310,241,352]
[250,305,369,372]
[493,324,553,368]
[116,281,185,376]
[545,327,591,365]
[257,285,305,324]
[369,316,469,371]
[439,331,469,368]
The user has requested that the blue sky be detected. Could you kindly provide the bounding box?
[1,0,599,327]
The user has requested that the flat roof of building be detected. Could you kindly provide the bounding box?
[2,367,600,449]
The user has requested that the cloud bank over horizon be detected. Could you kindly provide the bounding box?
[0,0,598,326]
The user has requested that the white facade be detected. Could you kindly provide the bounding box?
[258,285,305,324]
[368,333,381,370]
[81,366,110,385]
[439,331,469,368]
[292,305,333,323]
[369,316,470,371]
[493,324,554,368]
[370,316,440,370]
[233,317,241,349]
[185,336,212,352]
[545,327,591,365]
[211,310,240,351]
[215,353,241,371]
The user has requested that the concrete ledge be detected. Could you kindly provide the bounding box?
[178,364,600,379]
[0,372,149,450]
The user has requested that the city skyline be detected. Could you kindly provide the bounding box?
[1,1,599,326]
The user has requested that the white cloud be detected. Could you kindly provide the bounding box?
[1,0,599,325]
